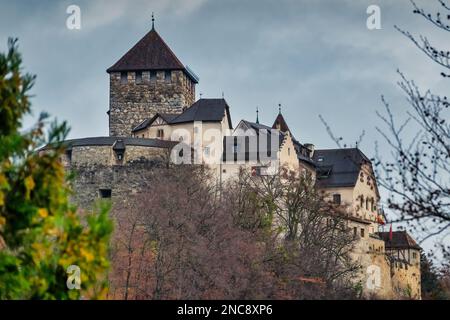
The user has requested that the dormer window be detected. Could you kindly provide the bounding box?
[120,72,127,84]
[317,156,324,162]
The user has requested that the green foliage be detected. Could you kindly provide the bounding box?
[0,38,113,299]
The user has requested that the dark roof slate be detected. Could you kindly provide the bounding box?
[106,29,199,83]
[41,136,178,151]
[313,148,371,188]
[132,99,232,132]
[272,113,291,134]
[132,113,179,132]
[107,29,184,72]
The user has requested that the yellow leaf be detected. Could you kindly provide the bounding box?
[0,192,4,207]
[0,216,5,226]
[80,248,94,262]
[38,208,48,218]
[0,174,6,186]
[25,176,35,190]
[24,176,35,199]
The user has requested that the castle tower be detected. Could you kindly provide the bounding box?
[107,23,199,137]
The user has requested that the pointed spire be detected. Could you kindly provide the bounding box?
[151,12,155,30]
[256,107,260,124]
[278,103,282,115]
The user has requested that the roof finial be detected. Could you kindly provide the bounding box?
[256,107,260,124]
[151,12,155,30]
[278,103,282,115]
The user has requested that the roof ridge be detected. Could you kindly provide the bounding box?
[151,29,185,68]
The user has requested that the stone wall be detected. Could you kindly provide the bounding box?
[351,235,393,299]
[109,70,196,137]
[59,143,170,209]
[391,259,421,299]
[63,145,170,167]
[69,161,162,210]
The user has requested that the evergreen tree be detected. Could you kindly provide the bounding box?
[0,38,113,299]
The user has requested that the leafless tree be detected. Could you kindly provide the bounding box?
[226,168,360,299]
[109,165,269,299]
[374,0,450,258]
[109,164,360,299]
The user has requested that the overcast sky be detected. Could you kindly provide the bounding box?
[1,0,448,252]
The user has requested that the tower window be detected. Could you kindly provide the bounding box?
[360,228,365,238]
[165,70,171,82]
[65,149,72,163]
[333,194,341,205]
[99,189,112,199]
[366,198,369,210]
[150,71,157,82]
[136,71,143,84]
[120,72,127,84]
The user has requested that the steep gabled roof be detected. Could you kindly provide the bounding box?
[132,99,232,132]
[241,120,272,132]
[313,148,371,188]
[377,231,421,250]
[107,28,199,83]
[132,113,179,132]
[107,29,184,72]
[171,99,232,126]
[272,113,291,134]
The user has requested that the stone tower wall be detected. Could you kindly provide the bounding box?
[109,70,196,137]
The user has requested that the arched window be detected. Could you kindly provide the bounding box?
[366,198,369,210]
[371,198,375,211]
[360,195,364,208]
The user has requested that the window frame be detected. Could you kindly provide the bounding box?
[120,72,128,84]
[165,70,171,82]
[136,71,143,84]
[333,193,341,205]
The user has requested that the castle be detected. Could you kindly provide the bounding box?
[44,22,422,299]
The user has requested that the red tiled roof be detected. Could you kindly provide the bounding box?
[377,231,421,250]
